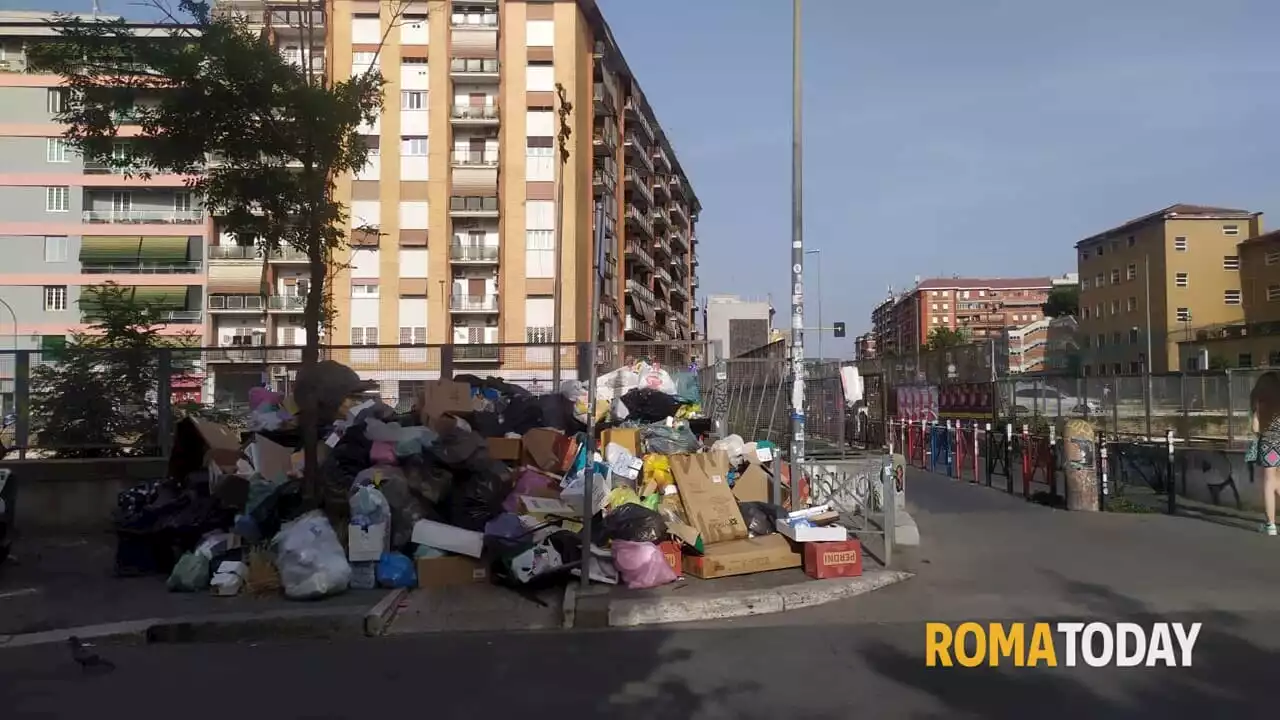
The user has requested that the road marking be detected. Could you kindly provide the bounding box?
[0,587,40,600]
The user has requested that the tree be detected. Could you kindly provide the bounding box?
[925,327,968,351]
[1042,286,1079,318]
[30,283,199,458]
[30,0,405,487]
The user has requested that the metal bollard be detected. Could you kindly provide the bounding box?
[984,423,993,485]
[1166,429,1176,515]
[1048,424,1058,496]
[1005,422,1015,494]
[1099,441,1109,510]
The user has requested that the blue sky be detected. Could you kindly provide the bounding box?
[46,0,1280,356]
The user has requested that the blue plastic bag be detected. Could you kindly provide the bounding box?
[672,370,701,403]
[376,551,417,589]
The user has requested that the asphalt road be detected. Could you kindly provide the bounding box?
[2,612,1279,719]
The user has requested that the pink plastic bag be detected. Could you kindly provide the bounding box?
[502,468,558,513]
[612,540,678,589]
[370,441,397,466]
[248,387,283,411]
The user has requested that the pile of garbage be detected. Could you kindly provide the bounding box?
[112,358,868,599]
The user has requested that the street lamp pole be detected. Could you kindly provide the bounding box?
[787,0,806,505]
[806,248,821,362]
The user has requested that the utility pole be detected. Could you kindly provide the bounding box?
[787,0,805,504]
[551,83,572,387]
[1144,253,1154,438]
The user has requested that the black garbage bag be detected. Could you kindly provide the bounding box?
[457,410,503,438]
[248,478,306,540]
[738,501,784,537]
[488,529,580,592]
[448,456,514,531]
[320,420,372,521]
[427,426,483,468]
[599,503,667,544]
[501,394,545,435]
[621,388,681,424]
[537,393,581,433]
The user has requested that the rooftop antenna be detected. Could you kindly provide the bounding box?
[92,0,100,19]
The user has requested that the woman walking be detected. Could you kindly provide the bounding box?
[1251,371,1280,534]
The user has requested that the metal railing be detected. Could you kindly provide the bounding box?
[624,315,656,337]
[83,209,204,224]
[625,239,654,269]
[449,58,499,75]
[450,13,498,28]
[81,262,203,274]
[207,294,264,310]
[626,278,655,303]
[208,246,309,262]
[451,151,499,166]
[625,206,654,238]
[267,295,306,311]
[449,196,499,215]
[449,244,499,262]
[450,105,499,121]
[450,294,499,312]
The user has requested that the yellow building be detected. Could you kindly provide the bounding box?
[1076,204,1262,375]
[1176,229,1280,369]
[208,0,700,401]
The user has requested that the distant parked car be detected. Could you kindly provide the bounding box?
[1012,386,1102,416]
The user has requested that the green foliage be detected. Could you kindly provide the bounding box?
[925,327,968,351]
[30,283,198,458]
[1042,286,1079,318]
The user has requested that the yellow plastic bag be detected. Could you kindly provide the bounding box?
[606,486,642,511]
[642,454,674,490]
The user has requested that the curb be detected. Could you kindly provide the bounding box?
[0,589,405,650]
[601,569,914,628]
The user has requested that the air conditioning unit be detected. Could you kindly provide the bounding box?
[270,366,287,378]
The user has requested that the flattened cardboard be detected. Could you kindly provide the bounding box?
[416,555,489,588]
[486,437,523,461]
[418,380,473,424]
[600,428,640,457]
[169,417,243,481]
[732,462,771,504]
[682,534,801,579]
[250,434,294,480]
[522,428,574,473]
[670,452,747,544]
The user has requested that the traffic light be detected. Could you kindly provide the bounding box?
[833,321,846,338]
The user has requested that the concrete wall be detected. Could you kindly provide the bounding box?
[0,86,59,123]
[1113,443,1264,513]
[1,457,166,534]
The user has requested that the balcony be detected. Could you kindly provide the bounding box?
[450,12,498,29]
[652,176,670,203]
[625,315,656,338]
[603,252,617,279]
[450,244,499,263]
[655,267,672,285]
[450,105,499,125]
[653,234,671,258]
[594,79,617,115]
[624,97,654,140]
[652,146,671,171]
[625,205,653,239]
[669,175,686,199]
[160,310,203,324]
[651,207,670,230]
[450,58,499,82]
[83,209,204,224]
[208,294,265,312]
[268,295,306,312]
[449,196,499,217]
[208,245,309,262]
[593,123,618,154]
[205,347,305,363]
[624,133,654,170]
[626,278,655,304]
[451,150,499,167]
[669,203,690,228]
[453,345,501,362]
[625,238,654,269]
[670,282,688,300]
[79,260,203,275]
[592,166,616,195]
[624,168,652,208]
[451,294,499,313]
[670,227,689,252]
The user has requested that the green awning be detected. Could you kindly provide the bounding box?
[81,285,188,314]
[80,236,190,264]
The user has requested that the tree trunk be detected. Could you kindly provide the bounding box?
[300,239,325,505]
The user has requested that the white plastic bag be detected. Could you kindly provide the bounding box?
[635,362,677,396]
[271,511,352,600]
[711,434,747,466]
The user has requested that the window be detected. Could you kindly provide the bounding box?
[1095,273,1104,287]
[112,191,131,212]
[1175,272,1188,288]
[174,192,192,212]
[399,201,429,230]
[1110,300,1119,315]
[349,247,380,277]
[45,186,69,212]
[351,13,381,44]
[526,19,555,46]
[1238,353,1253,367]
[931,316,939,324]
[402,14,429,44]
[402,90,425,110]
[1096,333,1106,348]
[1127,263,1136,281]
[1224,225,1240,236]
[1095,304,1102,318]
[351,283,379,297]
[1127,296,1137,312]
[525,200,555,278]
[351,200,381,229]
[1127,235,1136,247]
[401,136,428,156]
[398,248,428,277]
[1113,363,1122,375]
[43,285,67,311]
[1080,250,1090,261]
[1269,285,1280,302]
[399,326,427,346]
[352,51,378,75]
[1097,245,1105,257]
[1082,306,1090,319]
[525,136,554,181]
[526,61,555,91]
[1268,251,1280,265]
[44,235,67,263]
[46,138,69,163]
[1174,236,1188,251]
[1081,278,1090,290]
[1225,289,1242,305]
[1223,255,1240,270]
[1106,268,1117,284]
[1081,335,1091,348]
[350,326,379,345]
[1129,328,1139,344]
[1176,307,1191,322]
[46,88,68,115]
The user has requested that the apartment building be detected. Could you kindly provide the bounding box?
[208,0,700,399]
[703,294,773,362]
[869,295,895,358]
[1005,315,1079,374]
[1076,203,1263,375]
[882,277,1053,359]
[1176,228,1280,369]
[854,332,876,361]
[0,12,207,410]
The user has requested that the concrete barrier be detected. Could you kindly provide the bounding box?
[0,458,166,533]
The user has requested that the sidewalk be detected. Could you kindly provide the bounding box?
[0,534,394,643]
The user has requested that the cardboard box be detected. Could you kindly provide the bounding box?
[522,428,576,473]
[416,555,490,588]
[347,522,389,562]
[418,380,474,424]
[411,519,484,558]
[169,417,243,482]
[670,452,747,544]
[601,428,641,457]
[658,540,682,576]
[732,462,772,504]
[682,534,801,579]
[776,519,849,543]
[487,437,523,461]
[803,539,863,580]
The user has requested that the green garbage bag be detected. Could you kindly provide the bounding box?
[166,552,210,592]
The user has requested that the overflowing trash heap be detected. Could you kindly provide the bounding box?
[114,357,866,600]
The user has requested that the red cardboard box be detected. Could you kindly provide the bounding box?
[803,539,862,580]
[658,540,682,576]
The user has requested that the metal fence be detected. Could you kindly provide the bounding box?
[0,340,717,458]
[715,358,850,457]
